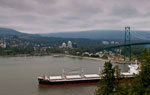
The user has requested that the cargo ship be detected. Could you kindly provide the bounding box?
[38,64,140,86]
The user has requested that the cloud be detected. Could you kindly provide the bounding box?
[111,6,140,18]
[0,0,150,33]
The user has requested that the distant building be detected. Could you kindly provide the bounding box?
[0,42,6,48]
[95,52,104,57]
[59,42,67,48]
[72,43,77,48]
[110,41,115,44]
[62,42,67,48]
[40,47,47,52]
[115,42,119,44]
[60,41,76,49]
[83,52,90,56]
[11,44,18,48]
[67,41,72,48]
[102,41,109,45]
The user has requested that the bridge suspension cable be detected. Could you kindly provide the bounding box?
[131,31,150,40]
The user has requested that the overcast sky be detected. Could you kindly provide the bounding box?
[0,0,150,34]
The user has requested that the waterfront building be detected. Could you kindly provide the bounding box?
[95,52,104,57]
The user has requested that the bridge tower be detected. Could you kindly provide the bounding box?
[124,26,131,61]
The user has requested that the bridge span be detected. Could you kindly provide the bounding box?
[105,42,150,49]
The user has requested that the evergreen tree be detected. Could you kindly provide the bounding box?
[113,65,129,95]
[95,61,115,95]
[95,62,130,95]
[113,65,122,95]
[129,48,150,95]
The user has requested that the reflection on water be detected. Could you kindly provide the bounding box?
[38,84,97,95]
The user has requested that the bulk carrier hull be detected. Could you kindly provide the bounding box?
[38,78,100,86]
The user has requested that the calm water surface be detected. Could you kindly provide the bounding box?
[0,56,128,95]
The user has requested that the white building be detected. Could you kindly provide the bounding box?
[96,52,104,57]
[62,42,67,48]
[67,41,72,48]
[102,41,109,45]
[110,41,115,44]
[0,43,6,48]
[115,42,119,44]
[83,52,90,56]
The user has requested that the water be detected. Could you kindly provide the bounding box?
[0,56,128,95]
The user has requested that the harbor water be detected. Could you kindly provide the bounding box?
[0,56,128,95]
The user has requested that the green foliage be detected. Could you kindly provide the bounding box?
[114,65,121,92]
[101,55,108,59]
[121,46,145,60]
[132,46,145,60]
[95,63,130,95]
[67,46,104,57]
[95,61,115,95]
[0,46,34,55]
[113,65,129,95]
[46,48,64,54]
[91,54,99,58]
[129,48,150,95]
[113,83,130,95]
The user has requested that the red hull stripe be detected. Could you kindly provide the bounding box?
[40,82,98,87]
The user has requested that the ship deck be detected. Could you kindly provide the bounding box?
[38,74,101,82]
[38,73,133,82]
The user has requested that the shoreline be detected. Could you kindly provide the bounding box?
[0,54,132,64]
[0,53,109,62]
[55,55,131,64]
[48,54,109,62]
[64,54,108,61]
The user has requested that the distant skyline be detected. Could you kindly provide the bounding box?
[0,0,150,34]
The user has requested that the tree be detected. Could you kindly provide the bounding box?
[95,62,130,95]
[129,48,150,95]
[95,61,115,95]
[114,65,121,94]
[113,65,129,95]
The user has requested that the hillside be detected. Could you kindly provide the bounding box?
[0,28,104,48]
[40,30,150,40]
[0,28,40,39]
[1,28,149,48]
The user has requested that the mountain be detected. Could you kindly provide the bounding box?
[0,28,40,39]
[1,28,149,48]
[0,28,103,47]
[40,30,150,40]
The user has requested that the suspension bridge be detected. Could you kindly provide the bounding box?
[105,26,150,61]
